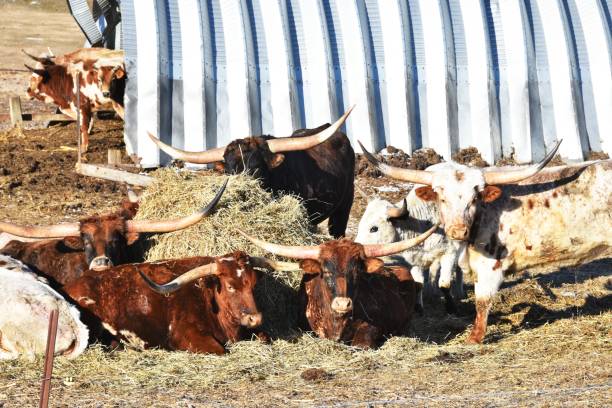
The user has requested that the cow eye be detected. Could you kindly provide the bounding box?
[226,284,235,293]
[370,226,378,233]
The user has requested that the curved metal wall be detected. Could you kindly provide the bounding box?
[119,0,612,167]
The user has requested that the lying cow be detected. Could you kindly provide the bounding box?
[239,225,437,348]
[355,194,467,314]
[0,255,88,360]
[148,107,355,237]
[23,48,125,153]
[361,140,612,343]
[0,180,227,285]
[63,252,283,354]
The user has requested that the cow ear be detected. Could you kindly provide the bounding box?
[213,161,225,173]
[62,236,84,250]
[481,185,502,203]
[299,259,322,275]
[415,186,438,201]
[364,258,385,273]
[114,67,125,79]
[267,153,285,169]
[126,232,140,245]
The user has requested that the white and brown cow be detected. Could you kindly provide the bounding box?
[0,255,88,360]
[361,140,612,343]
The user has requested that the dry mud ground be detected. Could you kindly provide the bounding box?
[0,3,610,408]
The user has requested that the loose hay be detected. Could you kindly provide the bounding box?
[134,168,330,336]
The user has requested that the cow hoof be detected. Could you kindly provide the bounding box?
[465,334,484,345]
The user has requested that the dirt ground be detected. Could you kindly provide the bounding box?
[0,3,610,407]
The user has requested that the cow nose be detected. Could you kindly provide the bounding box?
[89,256,113,271]
[102,91,110,98]
[447,225,469,241]
[331,297,353,314]
[240,313,263,328]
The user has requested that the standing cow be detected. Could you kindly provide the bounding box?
[239,225,437,348]
[148,107,355,237]
[361,141,612,343]
[63,252,284,354]
[355,193,467,314]
[0,255,88,360]
[0,180,227,285]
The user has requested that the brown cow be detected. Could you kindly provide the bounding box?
[63,252,281,354]
[148,107,355,237]
[239,224,437,348]
[0,180,227,286]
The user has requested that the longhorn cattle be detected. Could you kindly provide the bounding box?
[361,140,612,343]
[148,107,355,237]
[0,255,88,360]
[239,224,437,348]
[63,252,283,354]
[355,194,467,314]
[0,180,227,286]
[23,48,125,153]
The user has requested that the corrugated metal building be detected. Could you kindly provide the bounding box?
[116,0,612,167]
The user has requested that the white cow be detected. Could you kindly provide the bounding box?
[0,255,88,360]
[355,191,468,313]
[361,140,612,343]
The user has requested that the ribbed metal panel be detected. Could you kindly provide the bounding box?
[118,0,612,167]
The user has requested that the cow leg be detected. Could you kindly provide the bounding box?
[112,102,125,119]
[87,115,94,133]
[327,183,354,238]
[466,250,504,344]
[439,252,457,314]
[410,266,424,315]
[454,242,469,300]
[79,104,92,153]
[349,321,381,349]
[169,328,226,354]
[0,331,19,360]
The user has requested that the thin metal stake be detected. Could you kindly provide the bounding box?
[75,72,81,163]
[39,309,59,408]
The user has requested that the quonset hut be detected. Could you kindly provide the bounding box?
[70,0,612,167]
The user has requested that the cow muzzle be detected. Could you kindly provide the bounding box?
[447,225,469,241]
[331,297,353,315]
[89,256,113,271]
[240,312,263,328]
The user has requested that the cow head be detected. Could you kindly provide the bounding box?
[146,106,355,174]
[237,225,436,339]
[0,180,227,271]
[138,252,301,330]
[355,198,409,245]
[359,141,562,241]
[92,63,125,99]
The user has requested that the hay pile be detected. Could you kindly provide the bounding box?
[134,168,330,336]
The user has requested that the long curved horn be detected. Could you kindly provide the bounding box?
[147,132,226,164]
[21,49,53,65]
[386,199,408,219]
[0,221,80,238]
[237,230,320,260]
[266,105,355,153]
[363,224,438,258]
[249,256,301,271]
[139,263,218,295]
[358,141,433,186]
[24,64,47,77]
[484,140,563,185]
[126,179,227,233]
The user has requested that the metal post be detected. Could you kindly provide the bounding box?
[75,72,81,163]
[39,309,59,408]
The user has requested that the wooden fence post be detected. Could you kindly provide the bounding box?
[39,309,59,408]
[9,96,23,127]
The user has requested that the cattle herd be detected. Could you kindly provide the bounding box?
[0,47,610,360]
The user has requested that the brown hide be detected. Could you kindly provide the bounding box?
[298,239,415,348]
[63,252,262,354]
[0,205,141,286]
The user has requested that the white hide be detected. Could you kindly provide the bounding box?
[0,255,88,360]
[355,190,467,300]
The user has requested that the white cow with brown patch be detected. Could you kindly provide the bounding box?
[361,140,612,343]
[355,193,467,313]
[0,255,88,360]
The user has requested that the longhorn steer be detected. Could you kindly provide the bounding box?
[240,224,437,348]
[63,252,281,354]
[148,107,355,237]
[0,180,227,286]
[0,255,88,360]
[361,141,612,343]
[355,193,468,314]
